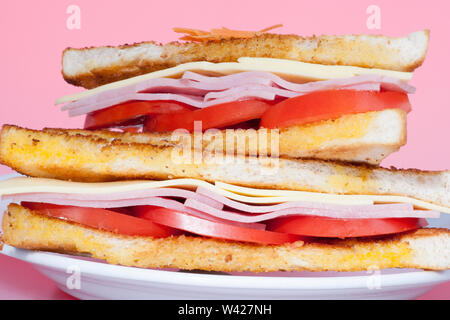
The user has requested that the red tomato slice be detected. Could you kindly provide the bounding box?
[266,215,426,238]
[260,90,412,129]
[22,202,181,237]
[84,100,194,129]
[144,100,272,132]
[134,206,304,244]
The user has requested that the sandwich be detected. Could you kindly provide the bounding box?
[0,26,448,272]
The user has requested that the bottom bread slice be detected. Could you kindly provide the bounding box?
[1,203,449,272]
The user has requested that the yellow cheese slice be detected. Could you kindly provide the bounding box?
[0,177,448,214]
[0,177,371,205]
[216,181,450,214]
[55,57,413,105]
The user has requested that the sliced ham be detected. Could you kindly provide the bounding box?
[59,71,416,117]
[68,93,205,117]
[5,193,266,230]
[3,187,224,210]
[62,72,274,112]
[204,84,298,101]
[183,72,415,94]
[195,186,415,214]
[5,184,439,227]
[181,71,277,90]
[270,74,414,93]
[61,78,208,111]
[184,198,440,223]
[201,82,383,107]
[3,189,268,229]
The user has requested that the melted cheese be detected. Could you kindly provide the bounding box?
[0,177,448,214]
[55,57,413,105]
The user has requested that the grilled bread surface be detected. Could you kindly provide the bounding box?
[0,124,449,209]
[62,31,429,88]
[2,204,449,272]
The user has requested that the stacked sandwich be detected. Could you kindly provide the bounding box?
[0,27,449,272]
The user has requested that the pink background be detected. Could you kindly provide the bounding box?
[0,0,449,299]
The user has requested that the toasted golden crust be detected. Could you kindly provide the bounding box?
[0,124,449,208]
[62,31,429,88]
[42,109,407,165]
[2,204,449,271]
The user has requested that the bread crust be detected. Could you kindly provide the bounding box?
[2,203,448,272]
[62,31,430,88]
[42,109,407,165]
[0,124,448,208]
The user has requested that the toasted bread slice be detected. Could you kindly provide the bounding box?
[43,109,407,165]
[62,31,429,88]
[2,204,449,271]
[0,124,449,209]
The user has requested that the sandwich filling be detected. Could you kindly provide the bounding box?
[1,177,441,245]
[56,61,414,134]
[16,202,427,245]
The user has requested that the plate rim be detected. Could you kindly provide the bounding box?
[2,245,449,291]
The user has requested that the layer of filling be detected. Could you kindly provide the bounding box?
[57,71,414,133]
[9,182,437,245]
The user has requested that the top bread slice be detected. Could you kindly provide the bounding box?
[62,30,430,88]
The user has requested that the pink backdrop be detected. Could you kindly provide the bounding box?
[0,0,449,299]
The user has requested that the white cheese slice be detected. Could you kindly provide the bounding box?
[0,177,448,214]
[55,57,413,105]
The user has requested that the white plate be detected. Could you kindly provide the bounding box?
[1,245,449,300]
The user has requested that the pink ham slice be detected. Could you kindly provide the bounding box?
[184,198,439,223]
[59,71,416,117]
[192,187,440,220]
[4,192,266,230]
[4,185,439,227]
[182,71,415,94]
[61,78,208,110]
[3,187,224,209]
[201,83,383,107]
[68,93,204,117]
[195,186,418,214]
